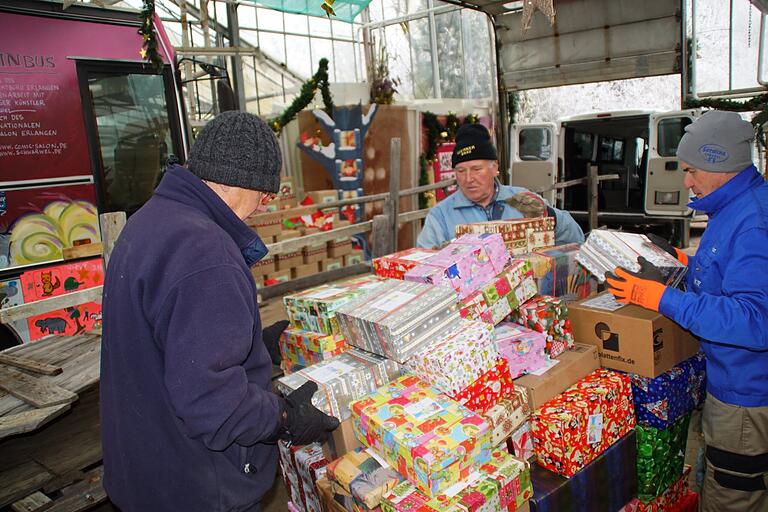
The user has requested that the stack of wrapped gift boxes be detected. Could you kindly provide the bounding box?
[455,218,555,255]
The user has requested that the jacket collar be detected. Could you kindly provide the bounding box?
[452,180,507,209]
[154,165,268,266]
[688,165,762,215]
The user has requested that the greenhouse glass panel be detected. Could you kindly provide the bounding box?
[410,17,434,98]
[285,34,312,77]
[253,0,372,23]
[436,10,464,98]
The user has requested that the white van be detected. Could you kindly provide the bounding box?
[510,109,701,245]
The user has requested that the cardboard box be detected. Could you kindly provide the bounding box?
[254,222,282,239]
[344,251,364,267]
[275,229,302,242]
[320,257,344,272]
[276,252,304,272]
[293,263,319,279]
[568,293,700,378]
[264,270,291,286]
[328,239,352,258]
[250,256,275,277]
[322,417,364,461]
[306,189,340,213]
[514,344,599,410]
[303,245,328,265]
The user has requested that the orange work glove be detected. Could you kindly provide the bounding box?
[646,233,688,266]
[605,257,668,312]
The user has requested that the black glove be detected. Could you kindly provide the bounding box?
[262,320,289,366]
[606,256,665,284]
[279,381,339,445]
[646,233,677,259]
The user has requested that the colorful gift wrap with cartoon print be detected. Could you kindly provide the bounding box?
[381,449,532,512]
[483,390,531,447]
[619,465,692,512]
[326,447,403,510]
[636,413,691,501]
[455,217,555,255]
[630,352,706,430]
[279,327,350,374]
[276,348,400,420]
[283,275,386,335]
[450,358,517,415]
[373,248,439,280]
[520,243,596,302]
[405,319,499,398]
[511,295,574,357]
[530,430,638,512]
[449,233,511,273]
[507,421,535,462]
[350,375,493,496]
[335,279,460,363]
[531,368,636,477]
[459,260,538,326]
[494,322,548,378]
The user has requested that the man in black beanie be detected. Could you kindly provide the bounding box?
[417,123,583,248]
[101,111,339,512]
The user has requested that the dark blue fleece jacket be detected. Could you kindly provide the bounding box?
[100,165,282,511]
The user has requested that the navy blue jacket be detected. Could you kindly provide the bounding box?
[660,165,768,407]
[100,165,282,511]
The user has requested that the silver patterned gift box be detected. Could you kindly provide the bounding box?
[276,348,400,421]
[576,229,687,287]
[334,279,460,364]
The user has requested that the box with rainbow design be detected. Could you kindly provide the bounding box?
[350,375,493,496]
[283,275,386,335]
[381,449,533,511]
[531,368,636,477]
[278,327,349,373]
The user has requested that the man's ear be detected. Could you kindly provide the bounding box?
[491,161,500,176]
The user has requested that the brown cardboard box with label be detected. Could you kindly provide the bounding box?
[320,258,344,272]
[514,343,600,410]
[293,263,319,279]
[321,417,363,461]
[328,240,352,259]
[276,252,303,271]
[568,293,700,378]
[250,256,275,278]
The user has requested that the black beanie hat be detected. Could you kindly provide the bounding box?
[188,111,282,193]
[452,123,497,167]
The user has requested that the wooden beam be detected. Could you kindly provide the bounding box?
[0,287,103,325]
[99,212,126,269]
[265,221,373,256]
[11,491,53,512]
[388,138,401,254]
[371,214,391,258]
[0,461,54,509]
[588,165,599,231]
[258,263,371,301]
[0,354,62,376]
[61,243,103,261]
[0,367,78,408]
[45,466,106,512]
[534,174,620,194]
[0,405,70,438]
[399,178,456,196]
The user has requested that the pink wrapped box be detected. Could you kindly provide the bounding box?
[494,322,548,378]
[450,233,510,273]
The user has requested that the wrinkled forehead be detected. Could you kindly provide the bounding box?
[455,159,497,171]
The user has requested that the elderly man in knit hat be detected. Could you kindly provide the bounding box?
[100,111,339,512]
[416,123,584,249]
[606,110,768,511]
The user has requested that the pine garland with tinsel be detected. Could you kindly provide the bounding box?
[683,93,768,147]
[268,58,334,134]
[138,0,164,73]
[418,111,481,208]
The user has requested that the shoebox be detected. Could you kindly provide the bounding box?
[459,260,538,326]
[511,295,575,358]
[451,358,518,416]
[483,388,531,447]
[303,240,328,266]
[455,217,555,255]
[326,447,404,510]
[278,327,349,374]
[520,243,597,302]
[250,256,275,280]
[567,293,700,378]
[619,465,692,512]
[531,369,636,477]
[328,239,353,259]
[276,251,304,272]
[320,257,344,272]
[292,262,318,279]
[529,430,637,512]
[636,413,691,502]
[373,248,438,280]
[494,322,548,378]
[344,249,364,267]
[514,343,600,410]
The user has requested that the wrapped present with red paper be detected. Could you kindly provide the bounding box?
[278,441,329,512]
[511,295,574,357]
[482,388,531,447]
[404,319,499,398]
[279,327,350,374]
[494,322,548,378]
[350,375,493,496]
[520,243,596,302]
[455,217,555,255]
[619,465,693,512]
[404,234,509,300]
[531,369,636,477]
[507,421,535,462]
[381,449,532,511]
[373,248,438,280]
[450,358,517,415]
[459,260,537,326]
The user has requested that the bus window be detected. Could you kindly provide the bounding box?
[657,117,692,157]
[519,127,552,161]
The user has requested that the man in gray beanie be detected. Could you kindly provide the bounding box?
[101,111,339,512]
[606,110,768,511]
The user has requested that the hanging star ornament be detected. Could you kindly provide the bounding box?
[521,0,555,31]
[139,47,148,59]
[321,0,336,18]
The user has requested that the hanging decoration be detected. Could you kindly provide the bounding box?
[321,0,336,18]
[138,1,164,72]
[269,58,334,135]
[418,112,481,209]
[521,0,556,31]
[683,94,768,149]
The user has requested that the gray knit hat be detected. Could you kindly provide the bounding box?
[188,111,282,193]
[676,110,754,172]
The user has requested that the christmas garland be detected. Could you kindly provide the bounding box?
[683,93,768,147]
[268,58,334,134]
[139,1,164,73]
[418,111,480,208]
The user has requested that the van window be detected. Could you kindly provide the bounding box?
[573,132,594,160]
[599,137,624,163]
[657,117,692,157]
[518,127,552,161]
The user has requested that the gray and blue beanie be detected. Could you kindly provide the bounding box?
[676,110,754,172]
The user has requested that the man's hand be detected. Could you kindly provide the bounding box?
[262,320,289,366]
[605,257,667,312]
[647,233,688,266]
[279,381,340,446]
